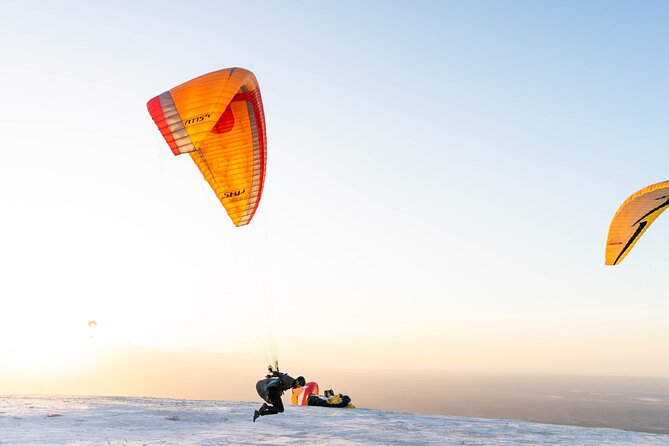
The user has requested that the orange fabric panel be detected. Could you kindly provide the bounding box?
[147,68,267,226]
[291,387,302,405]
[291,382,319,405]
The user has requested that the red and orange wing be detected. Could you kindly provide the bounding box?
[147,67,267,226]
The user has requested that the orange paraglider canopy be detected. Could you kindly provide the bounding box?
[147,67,267,227]
[605,180,669,265]
[291,382,319,405]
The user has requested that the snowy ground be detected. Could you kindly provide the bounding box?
[1,395,669,445]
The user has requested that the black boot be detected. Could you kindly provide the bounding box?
[252,410,260,422]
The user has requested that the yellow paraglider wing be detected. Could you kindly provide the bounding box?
[147,67,267,227]
[605,180,669,265]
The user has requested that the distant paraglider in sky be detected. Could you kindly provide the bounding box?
[147,67,267,227]
[605,180,669,265]
[87,320,97,340]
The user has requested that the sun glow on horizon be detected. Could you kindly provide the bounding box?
[1,326,99,376]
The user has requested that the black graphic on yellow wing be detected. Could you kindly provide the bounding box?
[605,180,669,265]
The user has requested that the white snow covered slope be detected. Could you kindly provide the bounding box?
[1,395,668,445]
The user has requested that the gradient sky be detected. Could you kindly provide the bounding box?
[1,0,669,397]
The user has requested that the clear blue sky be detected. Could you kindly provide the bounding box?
[1,1,668,387]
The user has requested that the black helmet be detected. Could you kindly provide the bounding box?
[324,389,334,398]
[295,376,306,387]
